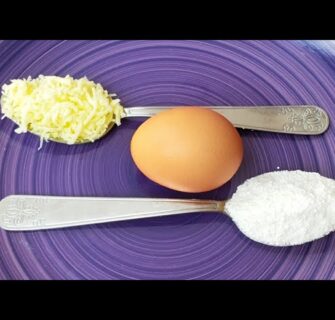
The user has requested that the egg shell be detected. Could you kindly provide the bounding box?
[130,107,244,193]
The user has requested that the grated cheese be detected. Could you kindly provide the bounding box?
[0,75,125,146]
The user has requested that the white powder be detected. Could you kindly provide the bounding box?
[225,170,335,246]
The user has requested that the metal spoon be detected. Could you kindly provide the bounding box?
[0,192,332,247]
[124,105,329,135]
[0,194,226,231]
[29,105,329,144]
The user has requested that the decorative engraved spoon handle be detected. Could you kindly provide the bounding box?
[0,195,225,231]
[125,105,329,135]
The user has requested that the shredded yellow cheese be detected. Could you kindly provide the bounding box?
[0,75,125,147]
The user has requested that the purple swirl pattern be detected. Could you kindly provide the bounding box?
[0,40,335,279]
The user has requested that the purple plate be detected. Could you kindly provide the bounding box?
[0,40,335,280]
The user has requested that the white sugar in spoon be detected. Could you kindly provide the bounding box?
[0,170,334,247]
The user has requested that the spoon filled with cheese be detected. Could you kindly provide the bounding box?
[0,75,329,149]
[0,75,124,149]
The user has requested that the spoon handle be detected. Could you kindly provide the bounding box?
[0,195,225,231]
[125,105,329,135]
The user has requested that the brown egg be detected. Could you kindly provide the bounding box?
[130,107,244,193]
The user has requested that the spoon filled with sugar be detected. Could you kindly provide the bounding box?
[1,170,334,247]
